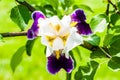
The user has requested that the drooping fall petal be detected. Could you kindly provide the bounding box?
[47,54,73,74]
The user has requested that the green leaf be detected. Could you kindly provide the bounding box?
[0,35,3,41]
[17,0,25,2]
[64,0,74,7]
[117,1,120,12]
[83,61,99,80]
[74,61,99,80]
[108,57,120,71]
[10,46,25,72]
[110,13,120,25]
[103,34,114,46]
[69,51,76,68]
[90,14,108,33]
[47,0,59,9]
[109,35,120,56]
[111,25,120,34]
[73,4,94,13]
[90,48,106,59]
[86,35,100,46]
[10,5,31,31]
[74,67,83,80]
[26,39,36,56]
[44,5,57,17]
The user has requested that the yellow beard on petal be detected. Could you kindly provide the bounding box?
[49,23,61,32]
[60,33,70,46]
[55,50,60,59]
[46,36,56,47]
[70,21,78,27]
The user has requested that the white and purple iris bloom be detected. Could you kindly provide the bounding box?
[27,9,92,74]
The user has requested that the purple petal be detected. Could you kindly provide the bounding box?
[60,55,73,73]
[27,11,45,40]
[71,9,86,22]
[77,22,92,35]
[47,54,74,74]
[47,55,61,74]
[32,11,45,20]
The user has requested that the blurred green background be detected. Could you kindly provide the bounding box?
[0,0,120,80]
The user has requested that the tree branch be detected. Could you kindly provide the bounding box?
[0,32,27,37]
[15,0,36,12]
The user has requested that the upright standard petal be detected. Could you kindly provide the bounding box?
[71,9,86,22]
[32,11,45,20]
[71,9,92,35]
[47,54,73,74]
[27,11,45,40]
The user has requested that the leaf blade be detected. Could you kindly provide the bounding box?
[26,39,36,56]
[10,46,25,72]
[10,5,30,31]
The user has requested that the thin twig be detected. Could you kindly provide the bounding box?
[106,3,110,16]
[15,0,36,12]
[0,32,27,37]
[108,0,120,14]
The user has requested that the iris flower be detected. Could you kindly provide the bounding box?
[27,9,92,74]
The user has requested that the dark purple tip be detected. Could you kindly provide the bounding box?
[32,11,45,20]
[71,9,86,22]
[47,54,74,74]
[77,22,92,35]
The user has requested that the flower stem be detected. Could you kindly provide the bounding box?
[66,73,72,80]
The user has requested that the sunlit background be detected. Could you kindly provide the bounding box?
[0,0,120,80]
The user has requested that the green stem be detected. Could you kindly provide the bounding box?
[99,46,112,58]
[66,73,72,80]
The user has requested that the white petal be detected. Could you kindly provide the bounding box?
[41,36,49,46]
[38,18,56,36]
[63,28,83,58]
[52,37,64,50]
[61,15,71,27]
[59,15,71,35]
[94,19,107,33]
[46,46,53,57]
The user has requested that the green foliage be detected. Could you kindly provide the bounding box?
[74,67,83,80]
[90,14,108,33]
[26,39,36,56]
[103,33,114,46]
[74,61,99,80]
[90,48,106,59]
[110,13,120,25]
[109,35,120,56]
[64,0,74,8]
[10,46,25,72]
[10,5,30,31]
[17,0,25,2]
[0,35,3,41]
[108,57,120,71]
[47,0,59,10]
[73,4,94,13]
[86,35,100,46]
